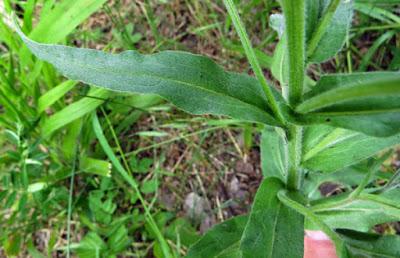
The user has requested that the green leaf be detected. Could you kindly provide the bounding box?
[16,25,282,127]
[306,0,354,63]
[240,178,304,258]
[27,0,108,43]
[38,80,77,113]
[260,127,287,180]
[301,125,400,173]
[186,215,248,258]
[338,229,400,258]
[42,87,110,137]
[312,188,400,232]
[71,232,107,258]
[296,72,400,137]
[80,156,111,177]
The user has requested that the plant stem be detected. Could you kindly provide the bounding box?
[281,0,305,106]
[223,0,285,124]
[307,0,341,58]
[287,125,303,190]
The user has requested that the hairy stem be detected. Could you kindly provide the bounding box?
[307,0,341,58]
[223,0,285,124]
[281,0,305,106]
[287,125,303,190]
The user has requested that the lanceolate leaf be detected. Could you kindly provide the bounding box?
[296,72,400,137]
[16,25,282,127]
[301,125,400,173]
[312,189,400,232]
[306,0,354,63]
[338,229,400,258]
[186,215,248,258]
[240,178,304,258]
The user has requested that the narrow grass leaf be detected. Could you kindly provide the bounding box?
[38,80,77,113]
[42,88,110,138]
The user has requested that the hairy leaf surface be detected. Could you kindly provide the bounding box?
[260,127,287,180]
[186,215,248,258]
[240,178,304,258]
[301,125,400,173]
[312,189,400,232]
[338,229,400,258]
[306,0,354,63]
[297,72,400,136]
[17,27,282,127]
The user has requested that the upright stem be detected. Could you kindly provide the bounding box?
[281,0,305,106]
[287,125,303,190]
[280,0,306,189]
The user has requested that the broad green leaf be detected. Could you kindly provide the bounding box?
[38,80,77,113]
[312,189,400,232]
[186,215,248,258]
[338,229,400,258]
[240,178,304,258]
[17,25,282,127]
[296,72,400,137]
[42,88,110,137]
[306,0,354,63]
[301,125,400,173]
[260,127,287,180]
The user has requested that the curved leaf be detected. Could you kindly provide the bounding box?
[306,0,354,63]
[240,178,304,258]
[312,189,400,232]
[301,125,400,173]
[16,25,282,127]
[186,215,248,258]
[338,230,400,258]
[296,72,400,137]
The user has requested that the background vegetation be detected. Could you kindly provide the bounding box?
[0,0,399,257]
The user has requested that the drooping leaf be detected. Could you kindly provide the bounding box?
[260,127,287,180]
[240,178,304,258]
[338,229,400,258]
[306,0,354,63]
[312,188,400,232]
[296,72,400,137]
[301,125,400,173]
[16,24,282,127]
[186,215,248,258]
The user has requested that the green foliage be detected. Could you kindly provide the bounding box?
[186,215,248,258]
[240,178,304,258]
[2,0,400,257]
